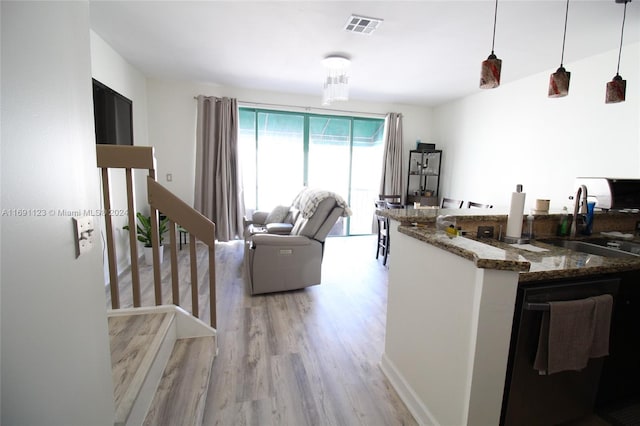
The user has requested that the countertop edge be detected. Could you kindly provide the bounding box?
[397,225,640,280]
[398,226,531,273]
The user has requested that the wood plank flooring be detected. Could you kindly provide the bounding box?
[107,235,416,425]
[109,312,169,422]
[144,336,217,426]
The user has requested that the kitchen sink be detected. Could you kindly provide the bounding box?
[584,238,640,255]
[539,239,640,259]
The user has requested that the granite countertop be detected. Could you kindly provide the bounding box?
[378,206,640,226]
[398,225,640,282]
[378,207,503,224]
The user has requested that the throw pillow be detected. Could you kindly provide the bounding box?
[265,205,290,224]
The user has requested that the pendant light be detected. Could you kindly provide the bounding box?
[322,55,351,106]
[480,0,502,89]
[606,0,631,104]
[549,0,571,98]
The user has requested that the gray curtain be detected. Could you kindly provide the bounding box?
[194,96,245,242]
[379,112,404,202]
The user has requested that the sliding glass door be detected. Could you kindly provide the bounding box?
[239,108,384,236]
[239,110,305,210]
[307,116,351,235]
[350,119,386,234]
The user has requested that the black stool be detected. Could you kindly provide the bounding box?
[178,226,188,250]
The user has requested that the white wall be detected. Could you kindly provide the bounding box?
[1,2,114,425]
[146,78,434,207]
[90,31,150,278]
[432,43,640,212]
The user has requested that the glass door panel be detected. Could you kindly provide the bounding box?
[308,116,351,236]
[239,107,385,236]
[256,112,304,209]
[238,109,257,210]
[349,119,385,234]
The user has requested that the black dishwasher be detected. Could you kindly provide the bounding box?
[501,276,620,426]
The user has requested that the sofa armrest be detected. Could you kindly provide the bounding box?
[246,210,269,226]
[250,234,311,247]
[265,223,293,235]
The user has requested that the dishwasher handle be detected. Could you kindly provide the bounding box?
[524,302,550,311]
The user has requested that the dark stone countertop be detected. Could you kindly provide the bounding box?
[398,225,640,282]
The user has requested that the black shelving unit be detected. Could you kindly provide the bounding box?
[406,149,442,206]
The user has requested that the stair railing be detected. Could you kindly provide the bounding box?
[97,145,217,328]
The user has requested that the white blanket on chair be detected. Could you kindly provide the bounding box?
[292,187,352,219]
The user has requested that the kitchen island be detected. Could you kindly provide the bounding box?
[378,208,640,426]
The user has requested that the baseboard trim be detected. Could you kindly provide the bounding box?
[380,353,439,426]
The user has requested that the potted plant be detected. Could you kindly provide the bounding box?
[123,212,169,265]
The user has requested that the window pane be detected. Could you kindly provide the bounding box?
[239,107,385,237]
[238,109,257,210]
[350,119,385,234]
[308,116,351,236]
[256,112,304,209]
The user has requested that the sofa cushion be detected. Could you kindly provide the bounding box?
[265,205,290,224]
[284,207,300,225]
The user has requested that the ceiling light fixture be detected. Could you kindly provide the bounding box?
[548,0,572,98]
[322,55,350,106]
[480,0,502,89]
[606,0,631,104]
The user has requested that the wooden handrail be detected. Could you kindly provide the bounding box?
[147,178,216,328]
[96,145,217,328]
[96,145,156,170]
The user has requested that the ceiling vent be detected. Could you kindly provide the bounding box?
[344,14,383,35]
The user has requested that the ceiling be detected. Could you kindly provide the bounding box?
[89,0,640,107]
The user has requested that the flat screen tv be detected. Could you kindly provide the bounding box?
[92,79,133,145]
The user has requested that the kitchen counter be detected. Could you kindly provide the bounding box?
[381,209,640,426]
[379,206,505,225]
[377,206,640,281]
[398,225,640,282]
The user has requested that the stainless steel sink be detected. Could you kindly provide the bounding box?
[539,239,640,259]
[583,238,640,255]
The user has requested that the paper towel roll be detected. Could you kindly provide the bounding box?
[506,191,526,238]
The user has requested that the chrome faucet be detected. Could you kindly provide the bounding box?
[570,185,589,237]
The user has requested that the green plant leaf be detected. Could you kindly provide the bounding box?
[122,211,171,246]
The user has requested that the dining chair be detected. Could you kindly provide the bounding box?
[467,201,494,209]
[375,210,390,266]
[374,195,402,266]
[379,194,403,209]
[441,197,464,209]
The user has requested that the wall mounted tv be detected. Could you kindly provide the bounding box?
[92,79,133,145]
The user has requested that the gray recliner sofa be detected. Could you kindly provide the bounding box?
[244,187,351,295]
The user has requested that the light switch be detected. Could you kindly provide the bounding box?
[73,216,94,258]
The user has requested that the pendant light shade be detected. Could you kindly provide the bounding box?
[606,0,631,104]
[549,0,571,98]
[480,0,501,89]
[606,74,626,103]
[548,67,571,98]
[322,55,351,106]
[480,54,502,89]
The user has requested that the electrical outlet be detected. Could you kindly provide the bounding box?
[477,226,495,239]
[73,216,94,258]
[166,173,173,182]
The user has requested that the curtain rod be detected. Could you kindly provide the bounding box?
[193,96,388,118]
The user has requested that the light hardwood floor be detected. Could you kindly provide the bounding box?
[108,235,416,426]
